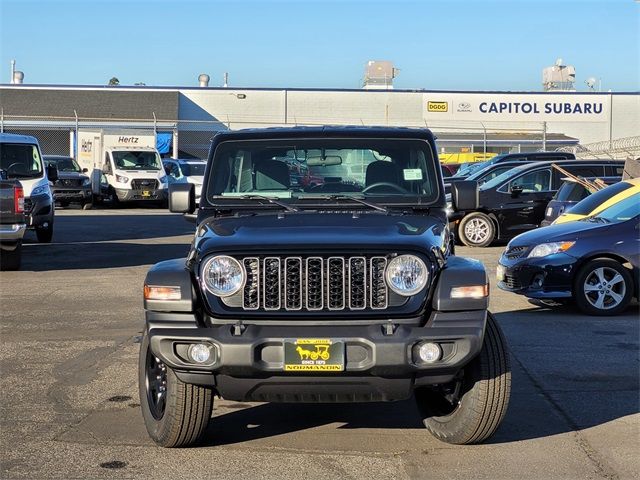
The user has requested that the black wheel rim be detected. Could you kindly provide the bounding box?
[145,351,167,420]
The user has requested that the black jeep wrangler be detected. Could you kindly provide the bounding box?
[139,126,511,447]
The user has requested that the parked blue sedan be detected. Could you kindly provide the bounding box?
[497,192,639,315]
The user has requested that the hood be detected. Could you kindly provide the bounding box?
[194,212,447,257]
[117,169,163,178]
[187,176,204,185]
[508,219,611,247]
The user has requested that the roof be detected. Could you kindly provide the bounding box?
[213,125,436,141]
[0,133,39,145]
[0,88,179,119]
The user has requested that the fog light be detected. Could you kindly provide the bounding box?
[188,343,211,364]
[417,342,442,363]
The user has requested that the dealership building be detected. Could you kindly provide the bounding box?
[0,84,638,159]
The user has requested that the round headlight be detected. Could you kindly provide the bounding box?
[201,255,245,297]
[385,255,428,296]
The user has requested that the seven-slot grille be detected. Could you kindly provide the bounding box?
[240,256,389,311]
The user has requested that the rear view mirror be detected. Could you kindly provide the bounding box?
[451,180,479,211]
[306,155,342,167]
[169,183,195,214]
[46,164,59,182]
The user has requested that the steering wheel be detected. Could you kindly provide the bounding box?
[6,162,27,174]
[362,182,409,194]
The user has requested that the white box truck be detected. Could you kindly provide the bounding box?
[76,130,168,205]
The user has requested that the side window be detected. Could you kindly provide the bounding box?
[103,153,113,174]
[561,165,604,178]
[510,169,552,192]
[169,162,180,178]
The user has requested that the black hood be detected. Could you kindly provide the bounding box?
[193,212,447,257]
[56,171,89,181]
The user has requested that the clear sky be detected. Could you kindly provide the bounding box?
[1,0,638,91]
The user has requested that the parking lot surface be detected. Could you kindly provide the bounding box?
[1,208,638,479]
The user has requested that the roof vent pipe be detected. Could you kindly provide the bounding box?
[13,71,24,84]
[198,74,210,87]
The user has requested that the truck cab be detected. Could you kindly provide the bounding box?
[76,130,168,205]
[102,147,167,203]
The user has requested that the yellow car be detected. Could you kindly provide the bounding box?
[553,177,640,224]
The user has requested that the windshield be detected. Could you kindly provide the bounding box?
[208,138,439,204]
[0,143,44,179]
[589,192,640,223]
[113,151,161,170]
[181,162,206,177]
[468,164,515,185]
[554,182,589,202]
[46,157,81,173]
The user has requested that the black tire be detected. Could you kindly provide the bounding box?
[458,212,495,248]
[35,222,54,243]
[416,312,511,445]
[0,242,21,271]
[138,333,213,448]
[574,259,633,316]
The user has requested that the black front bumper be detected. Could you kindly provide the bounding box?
[24,194,53,228]
[147,310,486,402]
[497,253,577,298]
[116,188,167,201]
[52,186,92,203]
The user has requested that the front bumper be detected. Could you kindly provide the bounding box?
[116,188,167,202]
[147,310,486,402]
[497,253,577,298]
[52,186,92,203]
[24,194,53,228]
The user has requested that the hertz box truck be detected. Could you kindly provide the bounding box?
[76,130,168,204]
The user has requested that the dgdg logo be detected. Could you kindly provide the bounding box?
[427,101,448,112]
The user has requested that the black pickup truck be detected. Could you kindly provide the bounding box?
[0,177,26,270]
[139,126,511,448]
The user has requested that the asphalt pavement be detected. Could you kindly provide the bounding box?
[1,208,638,479]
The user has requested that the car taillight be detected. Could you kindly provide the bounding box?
[14,186,24,214]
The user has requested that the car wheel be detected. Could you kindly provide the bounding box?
[35,222,54,243]
[138,333,213,448]
[82,202,93,210]
[415,313,511,444]
[0,242,22,271]
[574,259,633,316]
[458,212,495,247]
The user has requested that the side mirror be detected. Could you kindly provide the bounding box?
[46,164,59,182]
[451,180,479,211]
[82,167,88,173]
[169,183,195,214]
[102,163,111,174]
[510,185,523,198]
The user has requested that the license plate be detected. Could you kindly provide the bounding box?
[141,190,151,197]
[496,264,505,281]
[284,339,344,372]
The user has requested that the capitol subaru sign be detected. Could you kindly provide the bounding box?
[424,93,610,122]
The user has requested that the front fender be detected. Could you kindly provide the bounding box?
[432,256,489,311]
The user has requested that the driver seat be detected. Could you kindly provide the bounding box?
[365,161,402,188]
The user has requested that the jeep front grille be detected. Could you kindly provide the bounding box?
[239,256,389,311]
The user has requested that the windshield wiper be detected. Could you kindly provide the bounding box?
[239,194,300,212]
[315,194,389,213]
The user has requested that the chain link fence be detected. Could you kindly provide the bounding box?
[1,113,572,160]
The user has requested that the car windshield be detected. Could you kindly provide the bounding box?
[113,151,162,170]
[181,162,206,177]
[0,143,44,179]
[589,192,640,223]
[467,164,515,185]
[208,138,439,205]
[46,157,81,172]
[554,181,590,202]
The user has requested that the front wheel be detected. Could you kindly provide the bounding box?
[458,212,495,248]
[415,312,511,444]
[138,333,214,447]
[574,259,633,316]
